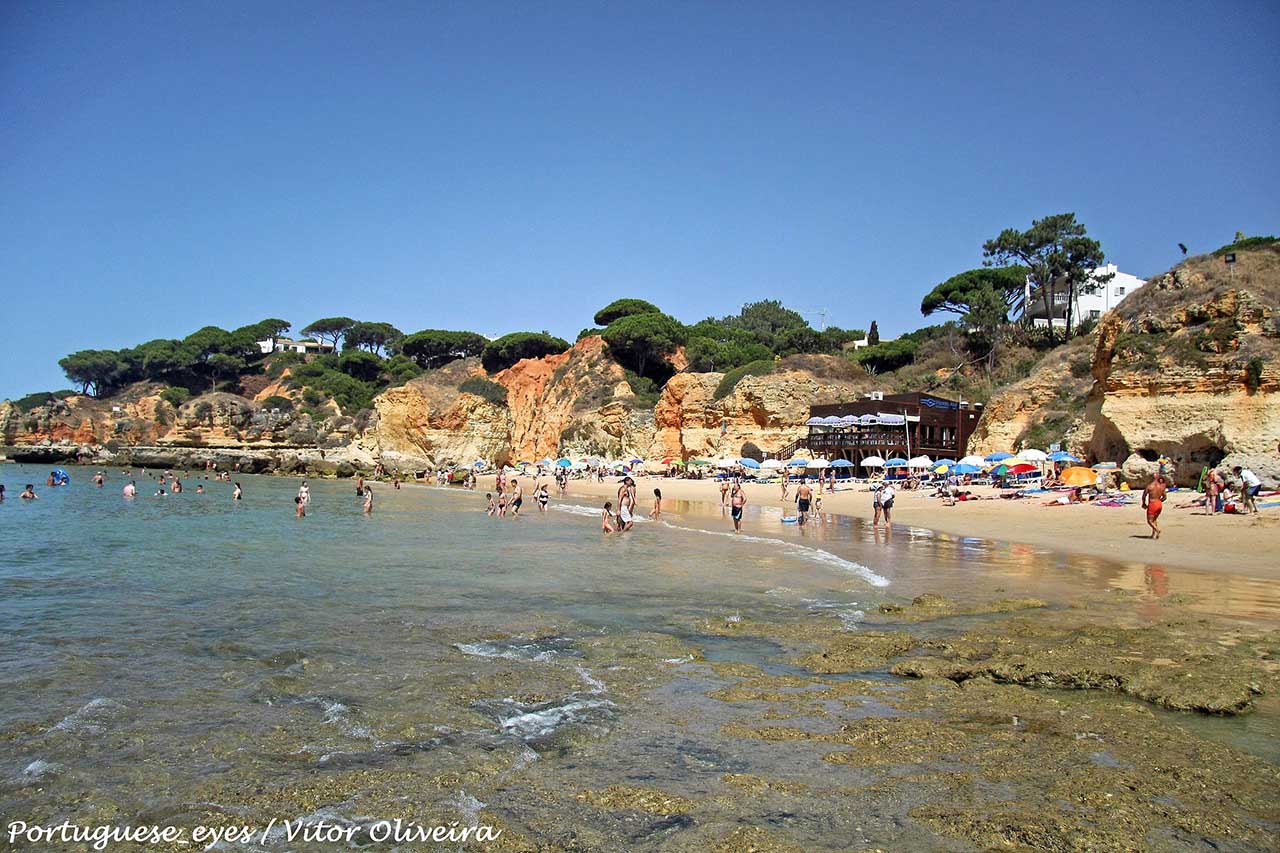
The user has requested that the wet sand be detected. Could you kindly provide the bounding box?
[533,475,1280,581]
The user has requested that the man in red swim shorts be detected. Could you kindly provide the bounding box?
[1142,475,1168,540]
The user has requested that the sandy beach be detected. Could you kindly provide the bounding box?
[494,474,1280,580]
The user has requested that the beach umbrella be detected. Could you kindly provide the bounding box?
[952,463,981,475]
[1091,462,1118,470]
[804,416,824,426]
[860,456,886,467]
[786,458,810,468]
[761,459,784,470]
[932,462,954,474]
[959,455,986,467]
[555,458,572,468]
[669,459,687,467]
[716,457,737,468]
[1016,448,1048,462]
[629,458,643,465]
[473,459,487,468]
[989,463,1010,476]
[907,455,933,468]
[689,458,711,466]
[985,451,1014,462]
[1007,462,1038,475]
[1047,451,1080,463]
[808,458,830,469]
[1061,466,1097,487]
[829,459,854,468]
[884,457,909,467]
[738,458,762,469]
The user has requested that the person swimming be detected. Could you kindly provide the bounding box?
[20,484,37,500]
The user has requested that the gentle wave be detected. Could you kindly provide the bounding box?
[551,503,649,521]
[455,636,581,663]
[51,697,126,736]
[657,522,890,587]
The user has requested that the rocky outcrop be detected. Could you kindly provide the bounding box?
[650,355,875,460]
[970,243,1280,485]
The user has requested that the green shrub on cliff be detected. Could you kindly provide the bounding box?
[159,386,191,408]
[400,330,488,369]
[593,299,660,326]
[459,376,508,406]
[713,359,776,401]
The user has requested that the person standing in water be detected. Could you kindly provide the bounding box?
[601,501,616,533]
[536,483,550,512]
[878,482,895,526]
[1142,474,1167,539]
[233,482,243,500]
[729,481,747,532]
[362,485,374,514]
[509,478,523,516]
[795,481,812,526]
[20,484,38,500]
[651,488,662,519]
[295,495,306,518]
[298,481,310,505]
[0,484,5,502]
[123,480,137,498]
[93,471,105,487]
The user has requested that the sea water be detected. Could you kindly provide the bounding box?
[1,465,1276,848]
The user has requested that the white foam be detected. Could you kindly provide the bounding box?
[552,503,648,521]
[52,697,125,735]
[575,665,607,694]
[658,522,890,587]
[498,696,614,740]
[455,637,575,663]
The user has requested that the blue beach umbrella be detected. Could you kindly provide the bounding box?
[555,458,572,468]
[884,458,909,467]
[1047,451,1080,463]
[952,463,981,474]
[985,451,1014,462]
[829,459,854,468]
[786,459,810,468]
[738,458,762,469]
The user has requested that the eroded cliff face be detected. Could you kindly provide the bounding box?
[970,244,1280,485]
[650,355,876,461]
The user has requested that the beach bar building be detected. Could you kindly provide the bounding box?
[773,392,984,464]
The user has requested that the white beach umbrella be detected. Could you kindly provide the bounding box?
[807,458,830,469]
[907,455,933,468]
[959,455,985,467]
[760,459,784,469]
[716,457,737,468]
[860,456,886,467]
[1016,448,1048,462]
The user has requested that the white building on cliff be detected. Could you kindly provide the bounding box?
[1021,263,1146,330]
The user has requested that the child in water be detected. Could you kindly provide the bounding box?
[601,501,615,533]
[295,496,306,518]
[652,488,662,519]
[485,493,496,516]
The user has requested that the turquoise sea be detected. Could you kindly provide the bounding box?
[1,464,1276,849]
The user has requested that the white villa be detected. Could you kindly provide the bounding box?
[1021,263,1146,330]
[256,337,336,355]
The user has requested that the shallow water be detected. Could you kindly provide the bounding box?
[1,465,1275,849]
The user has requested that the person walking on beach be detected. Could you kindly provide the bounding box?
[1142,475,1167,539]
[780,475,789,501]
[618,478,636,531]
[719,479,730,506]
[233,482,243,501]
[1234,466,1261,514]
[795,481,812,526]
[652,488,663,519]
[730,481,747,532]
[295,495,306,518]
[878,482,896,526]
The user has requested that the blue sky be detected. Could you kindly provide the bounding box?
[2,0,1277,398]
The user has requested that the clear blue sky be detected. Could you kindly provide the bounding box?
[2,1,1277,398]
